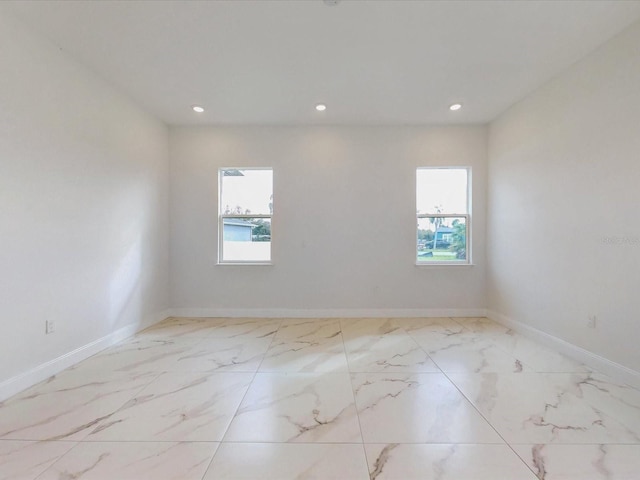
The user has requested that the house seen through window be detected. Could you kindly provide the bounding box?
[219,168,273,263]
[416,167,470,264]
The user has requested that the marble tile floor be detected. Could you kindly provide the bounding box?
[1,316,640,479]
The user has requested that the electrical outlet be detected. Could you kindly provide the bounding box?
[45,320,55,334]
[587,315,597,329]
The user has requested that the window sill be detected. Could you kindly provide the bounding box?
[415,262,474,267]
[217,262,273,266]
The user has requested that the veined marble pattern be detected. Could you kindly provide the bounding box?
[344,334,439,373]
[203,443,370,479]
[138,317,226,340]
[86,372,253,441]
[0,441,76,480]
[259,336,349,372]
[259,318,348,372]
[1,316,639,479]
[512,444,640,480]
[352,373,502,443]
[448,372,640,444]
[412,332,529,373]
[275,318,342,341]
[0,371,156,441]
[36,441,218,480]
[393,317,467,336]
[455,316,512,334]
[203,318,281,340]
[224,373,362,443]
[365,444,537,479]
[169,337,273,373]
[67,338,198,376]
[491,331,592,373]
[340,318,405,339]
[408,326,496,351]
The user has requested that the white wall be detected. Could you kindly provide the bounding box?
[0,12,170,392]
[487,20,640,372]
[170,126,487,315]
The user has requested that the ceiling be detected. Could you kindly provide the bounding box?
[4,0,640,125]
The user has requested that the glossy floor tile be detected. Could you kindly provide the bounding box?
[393,317,467,336]
[491,331,592,373]
[204,318,281,340]
[512,444,640,479]
[1,316,638,479]
[137,317,225,340]
[259,336,349,372]
[344,334,439,373]
[36,441,218,480]
[257,318,349,372]
[86,372,253,441]
[448,372,640,444]
[169,337,273,373]
[204,443,369,479]
[276,318,342,341]
[0,371,156,441]
[455,316,512,334]
[340,318,405,339]
[0,440,76,480]
[224,373,361,443]
[365,444,537,479]
[414,333,528,373]
[352,372,502,443]
[68,338,198,376]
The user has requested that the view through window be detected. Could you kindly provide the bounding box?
[416,167,470,264]
[219,168,273,263]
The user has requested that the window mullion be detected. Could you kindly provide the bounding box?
[416,167,470,265]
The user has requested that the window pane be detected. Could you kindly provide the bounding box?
[417,216,467,262]
[220,168,273,215]
[222,217,271,262]
[416,168,468,214]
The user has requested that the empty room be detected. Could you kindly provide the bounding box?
[1,1,640,479]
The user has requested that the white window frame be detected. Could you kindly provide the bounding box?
[416,166,471,266]
[218,167,273,265]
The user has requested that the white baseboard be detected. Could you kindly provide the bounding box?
[487,309,640,390]
[168,307,488,319]
[0,309,171,403]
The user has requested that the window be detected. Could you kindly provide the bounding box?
[416,167,470,264]
[219,168,273,264]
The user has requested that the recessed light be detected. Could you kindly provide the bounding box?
[315,104,327,112]
[192,105,205,113]
[449,103,462,111]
